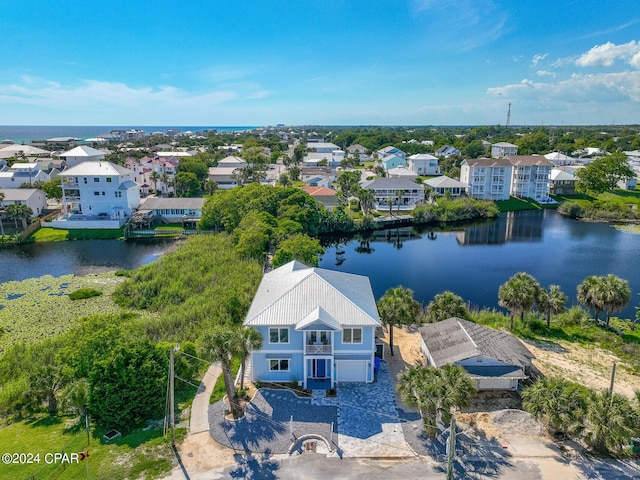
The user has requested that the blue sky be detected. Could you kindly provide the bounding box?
[1,0,639,126]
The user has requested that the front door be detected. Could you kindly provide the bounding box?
[312,359,326,378]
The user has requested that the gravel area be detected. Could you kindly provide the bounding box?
[209,389,338,454]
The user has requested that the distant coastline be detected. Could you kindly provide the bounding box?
[0,125,258,145]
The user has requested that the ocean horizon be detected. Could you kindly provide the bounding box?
[0,125,258,145]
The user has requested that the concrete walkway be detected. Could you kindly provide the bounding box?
[190,363,222,434]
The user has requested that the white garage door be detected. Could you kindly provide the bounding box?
[336,360,368,382]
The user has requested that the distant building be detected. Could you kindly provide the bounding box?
[491,142,518,159]
[549,168,577,195]
[0,163,50,189]
[376,146,406,160]
[460,158,513,201]
[407,153,440,176]
[435,145,461,158]
[58,145,106,167]
[506,155,552,201]
[423,176,467,197]
[300,186,340,210]
[0,188,47,216]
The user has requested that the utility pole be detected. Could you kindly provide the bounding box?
[446,415,457,480]
[609,362,617,395]
[506,102,511,128]
[170,346,175,445]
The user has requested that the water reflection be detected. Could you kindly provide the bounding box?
[456,210,544,245]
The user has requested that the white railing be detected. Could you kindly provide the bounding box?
[305,344,332,354]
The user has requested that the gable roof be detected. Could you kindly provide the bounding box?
[408,153,438,161]
[243,261,380,328]
[361,177,422,190]
[59,145,105,157]
[141,197,206,210]
[504,155,553,167]
[301,186,337,196]
[463,158,513,167]
[419,317,535,368]
[62,161,133,176]
[424,175,467,189]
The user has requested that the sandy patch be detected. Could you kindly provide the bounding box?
[176,432,236,471]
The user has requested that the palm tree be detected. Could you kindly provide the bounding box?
[498,272,541,330]
[161,173,170,194]
[149,171,160,193]
[585,389,636,454]
[425,291,469,323]
[397,364,474,437]
[238,328,262,390]
[377,286,420,356]
[385,196,395,216]
[395,189,406,213]
[204,179,218,195]
[600,274,631,326]
[537,285,568,328]
[577,275,605,323]
[198,325,246,418]
[5,203,33,229]
[522,377,588,437]
[357,188,375,215]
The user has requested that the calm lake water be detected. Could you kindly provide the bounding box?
[318,210,640,320]
[0,239,173,282]
[0,210,638,318]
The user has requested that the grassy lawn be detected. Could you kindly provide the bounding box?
[30,226,125,242]
[495,196,545,212]
[0,415,184,480]
[553,189,640,207]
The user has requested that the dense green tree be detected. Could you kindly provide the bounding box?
[397,364,474,437]
[356,188,375,215]
[89,340,167,430]
[537,285,568,328]
[600,274,631,325]
[234,211,274,260]
[575,153,634,195]
[522,377,588,437]
[335,171,361,197]
[516,130,550,154]
[377,286,420,356]
[498,272,541,330]
[464,139,485,158]
[585,390,638,454]
[31,177,63,202]
[425,291,469,323]
[272,234,324,268]
[577,275,605,323]
[173,171,201,197]
[279,173,291,187]
[59,378,89,422]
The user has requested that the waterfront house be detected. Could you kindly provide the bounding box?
[419,317,535,391]
[58,145,106,167]
[0,188,47,216]
[491,142,518,159]
[243,260,381,389]
[360,177,424,211]
[300,186,339,211]
[53,161,140,229]
[138,197,205,227]
[407,153,440,176]
[550,168,577,195]
[460,158,513,201]
[423,175,467,197]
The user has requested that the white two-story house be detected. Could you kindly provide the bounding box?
[53,161,140,229]
[407,153,440,176]
[243,261,381,390]
[360,178,424,211]
[491,142,518,159]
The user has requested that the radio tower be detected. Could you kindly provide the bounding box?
[506,102,511,127]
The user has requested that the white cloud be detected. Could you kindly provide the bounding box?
[536,70,555,77]
[575,40,640,68]
[532,53,548,66]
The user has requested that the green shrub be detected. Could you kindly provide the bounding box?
[68,288,103,300]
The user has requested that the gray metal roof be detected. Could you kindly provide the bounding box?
[360,178,421,190]
[243,261,380,327]
[419,318,535,368]
[424,175,467,189]
[141,197,206,210]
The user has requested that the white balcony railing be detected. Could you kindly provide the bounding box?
[305,344,332,354]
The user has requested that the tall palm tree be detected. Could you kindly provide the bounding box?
[577,275,605,323]
[357,188,375,215]
[537,285,568,328]
[149,171,160,193]
[377,286,420,356]
[198,325,246,418]
[395,189,406,213]
[5,203,33,229]
[385,196,395,216]
[161,173,170,194]
[238,328,262,390]
[498,272,541,330]
[425,291,469,323]
[600,274,631,326]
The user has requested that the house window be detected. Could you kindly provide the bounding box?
[115,191,122,198]
[343,328,363,344]
[102,191,105,195]
[94,177,99,182]
[269,359,290,371]
[106,177,112,183]
[94,191,100,196]
[84,178,88,184]
[269,327,289,344]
